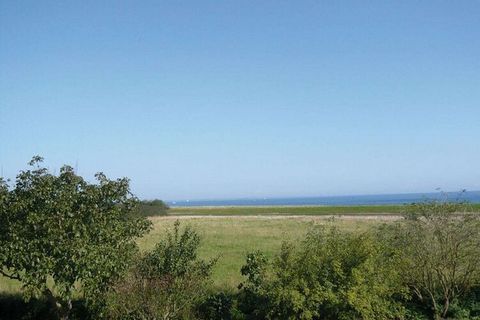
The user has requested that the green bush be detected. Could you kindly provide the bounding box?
[136,199,170,217]
[198,292,235,320]
[102,221,216,319]
[238,225,407,320]
[384,201,480,319]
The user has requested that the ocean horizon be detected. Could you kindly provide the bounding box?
[168,190,480,207]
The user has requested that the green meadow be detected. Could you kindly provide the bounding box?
[168,205,406,216]
[0,213,387,294]
[2,204,479,293]
[168,203,480,216]
[139,216,387,289]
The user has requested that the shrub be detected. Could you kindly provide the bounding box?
[103,221,216,319]
[137,199,170,217]
[238,225,407,320]
[386,201,480,319]
[198,292,235,320]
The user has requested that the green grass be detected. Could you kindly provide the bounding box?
[138,216,382,289]
[168,205,407,216]
[0,216,381,293]
[169,203,480,216]
[0,276,22,294]
[3,203,479,293]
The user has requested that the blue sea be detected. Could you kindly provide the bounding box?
[168,191,480,207]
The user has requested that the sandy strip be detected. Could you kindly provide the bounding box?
[152,215,403,221]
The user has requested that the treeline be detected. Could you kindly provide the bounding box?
[1,158,479,319]
[136,199,170,217]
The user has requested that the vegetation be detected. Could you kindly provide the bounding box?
[0,157,151,319]
[230,202,480,320]
[1,207,479,319]
[383,202,480,319]
[139,217,378,289]
[168,204,480,216]
[168,205,407,216]
[103,221,215,319]
[1,157,479,319]
[137,199,170,217]
[238,227,407,319]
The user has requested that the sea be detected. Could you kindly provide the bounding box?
[168,190,480,207]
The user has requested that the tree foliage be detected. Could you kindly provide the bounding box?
[0,157,151,319]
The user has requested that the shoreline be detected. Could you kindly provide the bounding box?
[152,214,403,221]
[168,204,405,209]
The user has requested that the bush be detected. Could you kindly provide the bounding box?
[102,221,216,319]
[136,199,170,217]
[198,292,235,320]
[385,201,480,319]
[238,225,407,320]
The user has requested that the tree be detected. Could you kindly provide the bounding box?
[0,156,152,319]
[387,201,480,319]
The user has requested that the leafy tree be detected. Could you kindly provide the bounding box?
[387,201,480,319]
[103,220,216,319]
[0,156,151,319]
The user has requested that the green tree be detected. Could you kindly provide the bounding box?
[0,156,152,319]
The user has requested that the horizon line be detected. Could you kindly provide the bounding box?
[164,189,479,203]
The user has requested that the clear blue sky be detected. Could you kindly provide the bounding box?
[1,1,479,200]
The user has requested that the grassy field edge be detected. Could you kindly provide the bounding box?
[168,204,480,216]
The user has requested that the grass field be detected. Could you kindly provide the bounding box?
[138,216,387,289]
[2,204,479,293]
[168,205,407,216]
[169,203,480,216]
[0,214,385,293]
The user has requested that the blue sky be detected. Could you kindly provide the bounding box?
[1,1,479,200]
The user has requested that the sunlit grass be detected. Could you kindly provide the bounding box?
[168,204,480,216]
[138,216,382,289]
[169,205,406,216]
